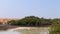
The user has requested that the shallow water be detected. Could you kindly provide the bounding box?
[0,27,49,34]
[16,27,49,34]
[40,32,49,34]
[0,31,21,34]
[0,31,48,34]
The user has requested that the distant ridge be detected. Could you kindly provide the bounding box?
[0,18,20,24]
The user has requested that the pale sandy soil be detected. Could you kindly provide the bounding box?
[8,27,50,31]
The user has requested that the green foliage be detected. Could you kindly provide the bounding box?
[7,20,18,25]
[49,19,60,34]
[17,16,41,26]
[7,16,52,26]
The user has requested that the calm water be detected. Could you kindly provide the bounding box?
[0,31,21,34]
[0,31,48,34]
[0,27,49,34]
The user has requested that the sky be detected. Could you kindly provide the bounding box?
[0,0,60,18]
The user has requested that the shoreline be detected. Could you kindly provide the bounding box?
[8,27,50,31]
[0,25,50,31]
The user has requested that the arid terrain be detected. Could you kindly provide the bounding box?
[0,18,19,24]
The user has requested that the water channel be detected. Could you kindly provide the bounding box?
[0,27,49,34]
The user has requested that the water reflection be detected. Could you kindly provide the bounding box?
[0,30,21,34]
[0,30,48,34]
[17,29,49,34]
[0,27,49,34]
[40,32,48,34]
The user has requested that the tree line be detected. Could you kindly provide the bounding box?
[7,16,53,26]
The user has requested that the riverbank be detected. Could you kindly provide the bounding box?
[0,27,50,34]
[8,27,50,31]
[0,25,50,31]
[0,25,50,30]
[12,27,50,34]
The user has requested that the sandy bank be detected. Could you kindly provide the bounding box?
[8,27,50,31]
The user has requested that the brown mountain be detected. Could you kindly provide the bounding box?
[0,18,19,25]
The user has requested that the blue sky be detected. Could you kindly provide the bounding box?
[0,0,60,18]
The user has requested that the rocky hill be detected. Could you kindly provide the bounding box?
[0,18,19,25]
